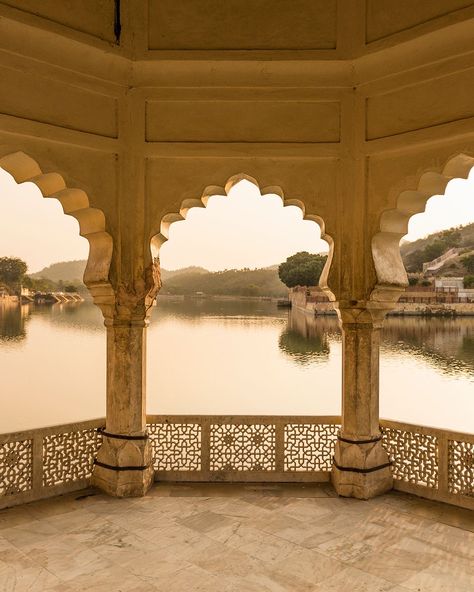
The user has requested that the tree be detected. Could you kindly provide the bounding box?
[278,252,327,288]
[241,284,259,297]
[64,284,78,293]
[464,275,474,288]
[463,253,474,274]
[0,257,28,290]
[439,228,462,248]
[404,251,425,272]
[423,240,445,263]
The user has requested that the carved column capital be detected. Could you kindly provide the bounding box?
[334,302,395,328]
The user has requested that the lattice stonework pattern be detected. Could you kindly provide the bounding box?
[43,429,101,487]
[211,424,275,471]
[285,424,339,471]
[448,440,474,497]
[0,440,33,496]
[148,423,201,471]
[382,427,438,488]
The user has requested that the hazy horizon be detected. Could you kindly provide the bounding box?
[1,168,473,273]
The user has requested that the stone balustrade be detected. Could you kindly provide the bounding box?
[1,416,472,511]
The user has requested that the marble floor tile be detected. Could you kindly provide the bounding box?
[312,564,396,592]
[207,522,301,564]
[402,556,474,592]
[0,562,61,592]
[141,564,227,592]
[24,538,112,582]
[351,547,434,585]
[1,483,472,591]
[64,564,161,592]
[250,511,326,545]
[178,509,241,534]
[1,520,61,549]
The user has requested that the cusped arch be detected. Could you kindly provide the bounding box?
[0,151,113,290]
[371,153,474,297]
[150,173,335,299]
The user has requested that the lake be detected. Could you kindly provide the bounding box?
[1,299,473,434]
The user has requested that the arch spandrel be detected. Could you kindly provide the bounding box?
[369,152,474,302]
[147,171,337,302]
[0,150,115,309]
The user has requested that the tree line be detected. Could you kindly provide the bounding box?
[0,257,81,295]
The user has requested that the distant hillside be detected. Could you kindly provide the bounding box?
[401,223,474,274]
[32,260,87,283]
[32,261,209,284]
[31,260,288,297]
[161,267,288,298]
[161,266,208,281]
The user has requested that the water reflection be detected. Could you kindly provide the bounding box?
[1,301,473,376]
[0,303,30,342]
[0,300,473,432]
[382,316,474,377]
[44,302,104,332]
[283,308,474,378]
[279,311,333,365]
[153,297,287,323]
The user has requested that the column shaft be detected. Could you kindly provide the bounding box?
[332,308,392,499]
[106,321,147,435]
[92,318,154,497]
[341,322,380,438]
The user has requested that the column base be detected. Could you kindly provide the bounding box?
[331,437,393,499]
[91,434,155,497]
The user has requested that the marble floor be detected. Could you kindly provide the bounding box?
[0,483,473,592]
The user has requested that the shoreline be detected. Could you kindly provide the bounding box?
[4,294,474,317]
[291,302,474,317]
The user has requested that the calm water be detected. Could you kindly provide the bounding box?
[1,300,473,434]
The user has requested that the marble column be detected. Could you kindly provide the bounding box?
[91,315,154,497]
[332,307,393,499]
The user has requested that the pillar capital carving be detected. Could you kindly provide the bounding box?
[334,300,398,328]
[91,257,162,326]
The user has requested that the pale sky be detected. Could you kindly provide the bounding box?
[0,167,473,273]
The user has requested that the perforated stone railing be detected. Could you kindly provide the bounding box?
[1,416,473,510]
[0,419,103,510]
[380,420,474,510]
[147,415,340,482]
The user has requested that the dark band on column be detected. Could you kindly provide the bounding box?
[337,434,383,445]
[93,459,152,472]
[332,458,392,474]
[97,428,149,441]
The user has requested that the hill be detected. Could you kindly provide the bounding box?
[400,223,474,258]
[31,222,474,294]
[31,260,288,297]
[33,261,209,284]
[31,260,87,283]
[161,266,208,281]
[401,223,474,274]
[161,267,288,298]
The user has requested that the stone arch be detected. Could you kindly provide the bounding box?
[0,150,113,293]
[149,173,335,299]
[371,153,474,299]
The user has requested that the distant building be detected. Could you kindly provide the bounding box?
[434,277,464,291]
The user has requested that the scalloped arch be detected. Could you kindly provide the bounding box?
[0,151,113,289]
[372,153,474,292]
[150,173,335,299]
